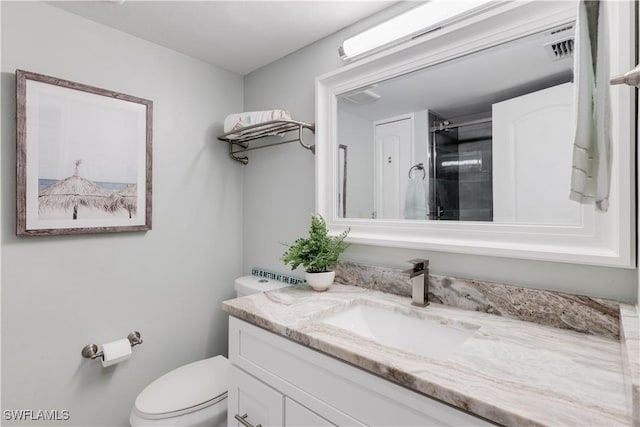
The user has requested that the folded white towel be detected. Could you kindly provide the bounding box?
[223,110,291,133]
[404,177,428,220]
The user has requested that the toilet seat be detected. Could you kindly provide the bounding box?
[134,355,228,420]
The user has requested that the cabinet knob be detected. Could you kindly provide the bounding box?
[235,413,262,427]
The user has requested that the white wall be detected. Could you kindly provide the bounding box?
[337,109,374,218]
[636,2,640,311]
[1,2,243,426]
[243,6,637,303]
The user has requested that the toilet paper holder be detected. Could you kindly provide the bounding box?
[81,331,143,360]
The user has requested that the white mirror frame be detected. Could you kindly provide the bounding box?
[316,1,635,268]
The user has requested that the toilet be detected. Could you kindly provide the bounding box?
[129,275,290,427]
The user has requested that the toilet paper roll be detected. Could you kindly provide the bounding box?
[101,338,132,367]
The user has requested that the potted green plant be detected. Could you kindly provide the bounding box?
[281,214,350,291]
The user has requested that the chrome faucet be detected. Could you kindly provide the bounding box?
[403,259,429,307]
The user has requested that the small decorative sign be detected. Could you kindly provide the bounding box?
[16,70,153,236]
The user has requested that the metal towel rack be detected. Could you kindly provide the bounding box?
[217,119,315,165]
[610,64,640,87]
[409,163,426,179]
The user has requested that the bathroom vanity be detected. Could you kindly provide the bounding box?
[227,316,492,426]
[223,281,635,426]
[222,1,640,423]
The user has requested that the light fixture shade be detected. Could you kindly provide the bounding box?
[340,0,496,61]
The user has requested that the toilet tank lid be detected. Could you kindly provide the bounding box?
[234,275,290,295]
[135,355,228,417]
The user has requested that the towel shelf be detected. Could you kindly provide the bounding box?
[217,119,315,164]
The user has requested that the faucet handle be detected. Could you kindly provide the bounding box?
[406,258,429,271]
[403,259,429,277]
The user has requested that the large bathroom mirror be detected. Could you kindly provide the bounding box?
[316,1,635,267]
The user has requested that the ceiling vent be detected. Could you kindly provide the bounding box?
[544,37,574,61]
[342,89,381,104]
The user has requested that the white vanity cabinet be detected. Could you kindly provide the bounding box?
[228,365,335,427]
[228,365,284,426]
[285,398,336,427]
[227,317,495,427]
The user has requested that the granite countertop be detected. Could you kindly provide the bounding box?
[223,283,634,427]
[621,305,640,425]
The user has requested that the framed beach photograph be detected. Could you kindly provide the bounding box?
[16,70,153,236]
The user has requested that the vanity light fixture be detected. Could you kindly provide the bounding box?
[339,0,496,61]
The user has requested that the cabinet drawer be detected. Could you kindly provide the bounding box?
[228,365,284,427]
[230,317,494,426]
[285,397,336,427]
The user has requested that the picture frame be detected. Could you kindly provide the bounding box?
[16,69,153,236]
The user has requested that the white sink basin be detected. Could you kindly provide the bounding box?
[321,303,477,360]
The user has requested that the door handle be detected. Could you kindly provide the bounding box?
[235,413,262,427]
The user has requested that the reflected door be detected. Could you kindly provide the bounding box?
[374,118,413,219]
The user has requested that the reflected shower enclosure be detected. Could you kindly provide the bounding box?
[430,116,493,221]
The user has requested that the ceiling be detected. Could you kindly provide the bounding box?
[339,22,575,122]
[48,1,399,75]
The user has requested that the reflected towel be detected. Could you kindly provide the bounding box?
[404,178,428,220]
[569,0,611,211]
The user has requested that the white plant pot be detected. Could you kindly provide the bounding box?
[305,271,335,292]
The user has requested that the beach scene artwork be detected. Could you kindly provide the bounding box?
[38,160,138,220]
[31,80,145,227]
[18,71,151,235]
